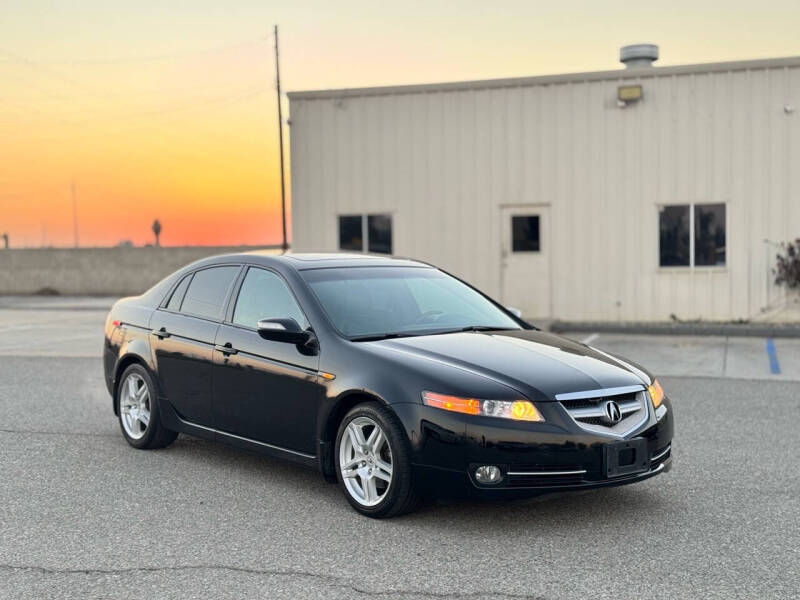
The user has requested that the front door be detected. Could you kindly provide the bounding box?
[212,266,322,455]
[500,205,551,320]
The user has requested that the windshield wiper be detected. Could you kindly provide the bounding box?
[350,332,419,342]
[351,326,517,342]
[429,325,519,335]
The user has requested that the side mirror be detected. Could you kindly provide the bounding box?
[506,306,523,319]
[257,318,311,345]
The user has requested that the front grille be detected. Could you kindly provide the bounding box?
[557,386,648,436]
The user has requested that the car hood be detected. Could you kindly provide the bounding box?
[371,329,651,402]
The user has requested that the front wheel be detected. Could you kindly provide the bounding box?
[117,364,177,450]
[335,402,420,518]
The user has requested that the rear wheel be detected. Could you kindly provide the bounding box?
[335,402,420,518]
[117,364,177,449]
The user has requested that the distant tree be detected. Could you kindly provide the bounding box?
[152,220,162,247]
[774,239,800,289]
[1,233,8,249]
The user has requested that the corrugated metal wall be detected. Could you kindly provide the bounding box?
[289,62,800,321]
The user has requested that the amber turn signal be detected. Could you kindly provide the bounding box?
[648,379,664,408]
[421,392,481,415]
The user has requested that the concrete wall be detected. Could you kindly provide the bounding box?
[0,247,273,296]
[289,57,800,322]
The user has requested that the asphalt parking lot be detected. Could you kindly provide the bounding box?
[1,298,799,599]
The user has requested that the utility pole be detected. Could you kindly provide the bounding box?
[71,179,79,248]
[274,24,288,252]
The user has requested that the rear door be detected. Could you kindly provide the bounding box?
[150,265,241,427]
[212,266,322,454]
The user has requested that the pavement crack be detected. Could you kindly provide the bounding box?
[0,563,547,599]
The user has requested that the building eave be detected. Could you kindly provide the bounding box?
[287,55,800,101]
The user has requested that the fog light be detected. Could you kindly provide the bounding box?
[474,465,502,484]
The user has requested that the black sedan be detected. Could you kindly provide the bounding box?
[103,251,673,518]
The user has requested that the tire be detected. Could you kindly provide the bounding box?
[335,402,420,518]
[116,364,177,450]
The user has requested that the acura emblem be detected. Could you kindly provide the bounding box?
[603,400,622,424]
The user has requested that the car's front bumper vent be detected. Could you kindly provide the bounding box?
[556,385,649,438]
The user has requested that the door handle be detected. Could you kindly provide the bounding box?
[152,327,171,339]
[215,342,238,356]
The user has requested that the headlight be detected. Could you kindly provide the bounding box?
[648,379,665,408]
[421,391,544,422]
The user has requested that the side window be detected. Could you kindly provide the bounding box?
[233,268,308,329]
[166,274,192,311]
[180,266,240,320]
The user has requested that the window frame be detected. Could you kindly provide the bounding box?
[223,264,313,333]
[157,263,243,323]
[162,272,194,312]
[658,202,727,269]
[337,213,393,255]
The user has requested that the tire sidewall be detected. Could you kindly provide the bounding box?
[116,364,161,449]
[334,403,410,518]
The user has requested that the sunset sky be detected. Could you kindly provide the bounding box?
[2,0,799,247]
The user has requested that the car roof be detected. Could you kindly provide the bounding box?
[195,250,431,271]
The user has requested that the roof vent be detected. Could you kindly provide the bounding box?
[620,44,659,69]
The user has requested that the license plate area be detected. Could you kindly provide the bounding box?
[604,438,649,478]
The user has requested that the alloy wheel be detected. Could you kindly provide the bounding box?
[119,373,151,440]
[339,416,393,506]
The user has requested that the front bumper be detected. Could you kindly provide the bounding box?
[392,396,674,499]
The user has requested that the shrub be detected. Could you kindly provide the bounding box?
[774,239,800,289]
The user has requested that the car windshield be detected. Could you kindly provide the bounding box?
[301,266,521,339]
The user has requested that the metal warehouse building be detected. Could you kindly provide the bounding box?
[287,46,800,322]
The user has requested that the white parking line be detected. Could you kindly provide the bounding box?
[580,333,600,345]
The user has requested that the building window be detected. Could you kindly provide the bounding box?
[367,214,392,254]
[659,203,725,267]
[511,215,540,252]
[338,214,392,254]
[339,215,363,251]
[694,203,726,266]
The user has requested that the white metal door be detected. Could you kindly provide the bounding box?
[500,206,551,319]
